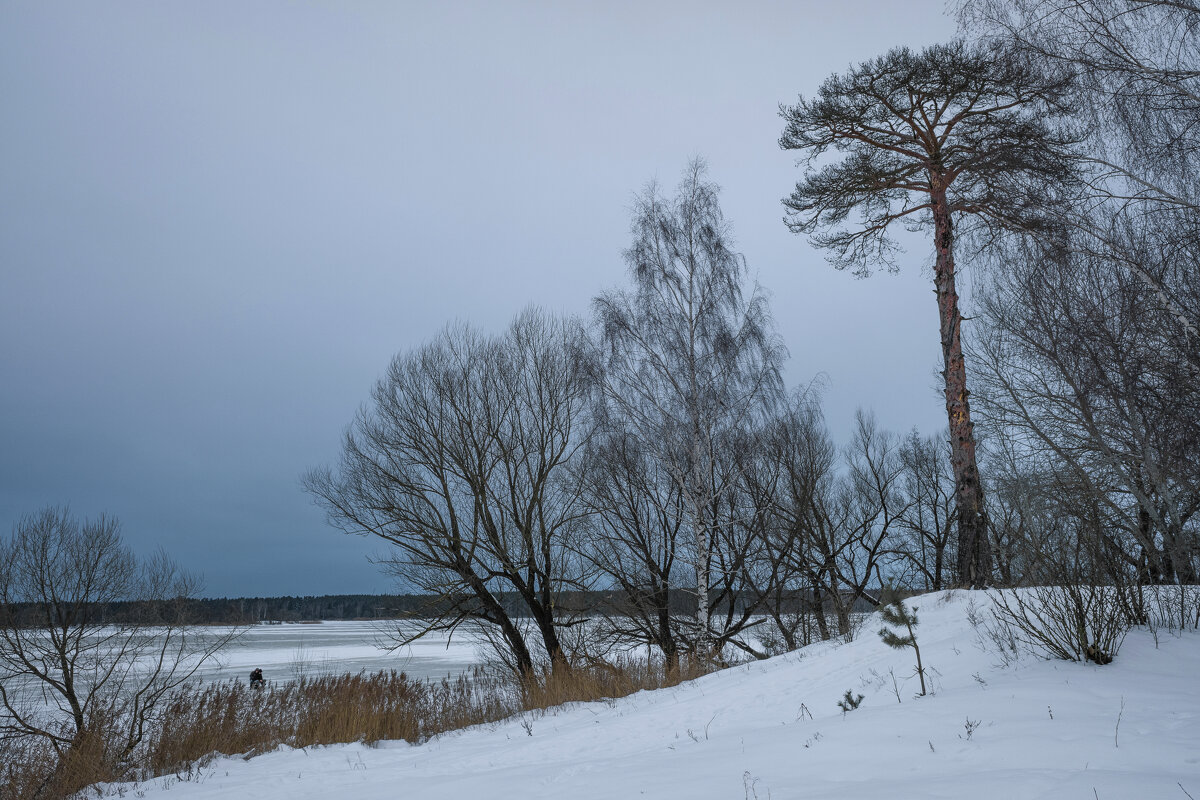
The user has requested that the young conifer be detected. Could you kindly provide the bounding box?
[837,689,865,715]
[879,596,927,696]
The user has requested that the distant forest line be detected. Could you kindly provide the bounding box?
[1,589,884,627]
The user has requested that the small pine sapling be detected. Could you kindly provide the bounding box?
[879,595,927,696]
[837,689,864,715]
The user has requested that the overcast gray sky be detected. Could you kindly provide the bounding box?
[1,1,960,597]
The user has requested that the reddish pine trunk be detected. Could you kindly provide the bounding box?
[930,186,991,589]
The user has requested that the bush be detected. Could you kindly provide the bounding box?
[985,585,1131,665]
[1137,584,1200,638]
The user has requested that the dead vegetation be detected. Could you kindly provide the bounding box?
[0,654,711,800]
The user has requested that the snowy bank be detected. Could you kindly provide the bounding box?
[113,591,1200,799]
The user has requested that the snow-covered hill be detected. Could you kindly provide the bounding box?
[116,591,1200,799]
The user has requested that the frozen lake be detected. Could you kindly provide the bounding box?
[182,620,483,685]
[0,621,485,704]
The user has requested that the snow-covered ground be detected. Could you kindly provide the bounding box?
[111,591,1200,799]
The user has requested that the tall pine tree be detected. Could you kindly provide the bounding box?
[778,40,1078,588]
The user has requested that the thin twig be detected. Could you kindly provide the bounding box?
[1114,697,1125,748]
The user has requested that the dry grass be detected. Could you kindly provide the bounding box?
[0,721,123,800]
[1,655,712,800]
[521,654,708,711]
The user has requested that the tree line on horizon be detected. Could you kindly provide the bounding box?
[4,588,868,628]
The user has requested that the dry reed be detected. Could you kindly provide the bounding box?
[1,654,710,800]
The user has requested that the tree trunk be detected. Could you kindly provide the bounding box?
[811,583,831,641]
[662,637,680,677]
[693,513,712,654]
[465,572,536,677]
[502,620,536,679]
[689,400,713,656]
[532,606,569,674]
[656,589,679,676]
[930,186,991,589]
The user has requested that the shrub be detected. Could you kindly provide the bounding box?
[986,585,1131,665]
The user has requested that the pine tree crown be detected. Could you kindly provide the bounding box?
[879,597,917,628]
[878,596,919,650]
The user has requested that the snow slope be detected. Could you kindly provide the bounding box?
[117,591,1200,799]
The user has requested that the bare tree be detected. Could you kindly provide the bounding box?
[737,389,831,651]
[748,400,912,642]
[305,310,593,677]
[971,232,1200,589]
[705,439,776,659]
[576,429,686,671]
[577,426,772,665]
[832,413,913,615]
[778,40,1078,587]
[895,430,957,591]
[740,388,841,643]
[962,0,1200,207]
[961,0,1200,364]
[950,3,1200,623]
[982,443,1069,587]
[593,158,784,655]
[0,508,232,775]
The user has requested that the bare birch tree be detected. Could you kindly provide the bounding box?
[593,158,784,655]
[961,0,1200,367]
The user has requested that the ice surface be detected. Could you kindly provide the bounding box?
[0,621,481,710]
[191,620,481,683]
